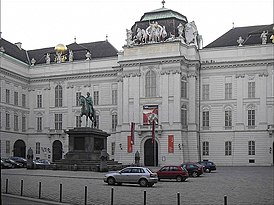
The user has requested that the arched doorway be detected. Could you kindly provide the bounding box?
[52,140,63,162]
[144,138,158,166]
[13,140,26,158]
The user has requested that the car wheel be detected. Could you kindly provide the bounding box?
[107,177,116,185]
[192,172,198,177]
[205,168,210,173]
[176,175,183,182]
[139,179,148,187]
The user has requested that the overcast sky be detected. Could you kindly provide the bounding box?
[1,0,273,50]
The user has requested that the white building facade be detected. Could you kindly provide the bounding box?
[0,6,273,166]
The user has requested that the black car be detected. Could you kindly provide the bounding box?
[9,157,27,167]
[181,162,204,177]
[1,159,13,169]
[3,158,24,168]
[197,160,216,173]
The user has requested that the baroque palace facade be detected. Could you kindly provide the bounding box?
[0,6,273,166]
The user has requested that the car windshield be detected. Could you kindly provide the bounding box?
[145,168,153,173]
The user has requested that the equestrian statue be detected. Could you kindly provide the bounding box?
[79,92,96,128]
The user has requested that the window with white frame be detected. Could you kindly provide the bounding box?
[247,108,255,126]
[14,91,18,106]
[54,114,62,130]
[181,76,187,99]
[225,141,232,155]
[202,110,209,129]
[225,83,232,99]
[248,82,255,98]
[36,142,41,154]
[37,94,42,108]
[145,70,156,97]
[181,104,187,128]
[202,84,209,100]
[37,117,42,131]
[22,115,26,132]
[6,140,10,154]
[202,141,209,155]
[5,113,10,129]
[225,109,232,127]
[6,89,10,104]
[248,140,255,155]
[112,89,117,105]
[76,116,81,127]
[22,94,26,107]
[112,113,117,131]
[55,85,63,107]
[94,91,99,105]
[76,92,81,106]
[14,114,19,131]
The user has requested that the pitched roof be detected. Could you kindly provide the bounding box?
[0,39,118,65]
[205,24,274,48]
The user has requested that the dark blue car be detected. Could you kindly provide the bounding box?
[197,160,216,173]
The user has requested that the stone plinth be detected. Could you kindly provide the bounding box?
[64,127,109,161]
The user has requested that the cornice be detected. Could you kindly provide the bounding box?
[0,67,30,83]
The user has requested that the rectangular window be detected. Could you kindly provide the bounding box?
[181,81,187,99]
[225,110,232,127]
[248,110,255,126]
[36,142,41,154]
[94,91,99,105]
[55,114,62,130]
[22,94,26,107]
[6,141,10,154]
[181,106,187,128]
[202,84,209,100]
[14,91,18,105]
[111,142,115,155]
[6,89,10,104]
[202,111,209,128]
[76,92,81,106]
[37,117,42,131]
[76,116,81,128]
[248,82,255,98]
[202,141,209,155]
[112,90,117,105]
[22,116,26,132]
[225,141,232,156]
[14,114,19,131]
[37,94,42,108]
[5,113,10,129]
[112,113,117,131]
[225,83,232,99]
[248,141,255,155]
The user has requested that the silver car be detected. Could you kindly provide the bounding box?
[104,167,158,187]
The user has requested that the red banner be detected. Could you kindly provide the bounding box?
[131,122,135,145]
[168,135,174,153]
[152,120,155,144]
[127,136,132,153]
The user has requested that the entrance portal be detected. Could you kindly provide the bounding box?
[13,140,26,158]
[52,140,63,162]
[144,139,158,166]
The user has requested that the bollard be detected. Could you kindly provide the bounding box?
[110,187,114,205]
[20,180,23,196]
[177,192,180,205]
[38,182,42,199]
[143,190,146,205]
[59,184,62,203]
[5,179,8,194]
[224,195,227,205]
[84,186,87,205]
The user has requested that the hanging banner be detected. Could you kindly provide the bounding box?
[143,105,158,125]
[168,135,174,153]
[130,122,135,145]
[127,136,132,153]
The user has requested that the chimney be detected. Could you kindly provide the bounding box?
[15,42,22,50]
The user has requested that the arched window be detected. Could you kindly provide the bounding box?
[181,104,187,128]
[145,70,156,97]
[55,85,63,107]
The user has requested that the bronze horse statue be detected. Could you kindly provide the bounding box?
[79,95,96,127]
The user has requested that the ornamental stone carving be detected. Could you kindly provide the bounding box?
[260,31,268,44]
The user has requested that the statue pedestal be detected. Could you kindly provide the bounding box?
[64,127,109,161]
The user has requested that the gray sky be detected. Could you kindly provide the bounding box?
[1,0,273,50]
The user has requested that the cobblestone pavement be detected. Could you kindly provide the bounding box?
[1,166,273,205]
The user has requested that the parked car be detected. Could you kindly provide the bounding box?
[9,157,27,167]
[181,162,203,177]
[3,158,24,168]
[33,159,51,169]
[157,165,189,182]
[197,160,216,173]
[1,159,13,169]
[104,167,158,187]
